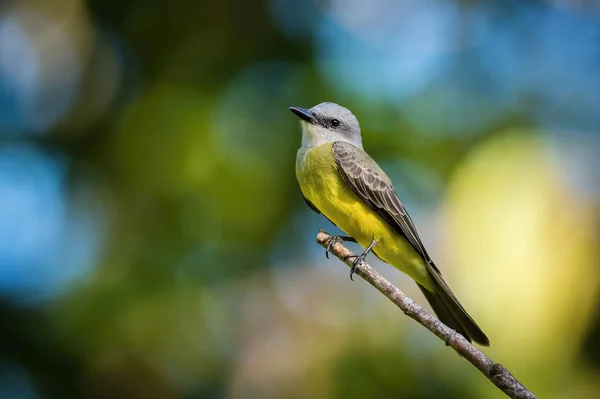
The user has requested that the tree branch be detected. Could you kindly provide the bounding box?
[316,231,536,399]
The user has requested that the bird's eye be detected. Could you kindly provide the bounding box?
[331,119,340,127]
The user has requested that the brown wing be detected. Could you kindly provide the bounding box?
[332,141,436,269]
[333,142,490,345]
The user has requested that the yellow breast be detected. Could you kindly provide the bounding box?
[296,143,387,246]
[296,143,430,288]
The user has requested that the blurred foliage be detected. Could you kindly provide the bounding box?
[0,0,599,398]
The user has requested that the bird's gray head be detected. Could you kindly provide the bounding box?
[289,102,362,149]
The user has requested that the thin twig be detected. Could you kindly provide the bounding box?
[316,231,536,399]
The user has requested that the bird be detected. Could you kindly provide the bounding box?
[290,102,489,346]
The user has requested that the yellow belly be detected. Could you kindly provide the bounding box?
[296,143,432,289]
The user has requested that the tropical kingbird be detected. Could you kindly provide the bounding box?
[290,102,489,346]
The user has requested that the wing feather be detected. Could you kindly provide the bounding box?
[332,141,436,268]
[332,142,490,345]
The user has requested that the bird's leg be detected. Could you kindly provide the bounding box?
[344,239,378,281]
[325,235,357,259]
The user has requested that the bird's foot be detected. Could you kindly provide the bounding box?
[343,253,367,281]
[343,239,378,281]
[325,235,356,259]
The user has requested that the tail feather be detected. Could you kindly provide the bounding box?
[419,264,489,346]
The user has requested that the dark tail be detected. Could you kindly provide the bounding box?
[418,264,489,346]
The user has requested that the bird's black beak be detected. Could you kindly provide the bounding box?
[289,106,316,124]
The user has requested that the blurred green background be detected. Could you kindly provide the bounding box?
[0,0,599,398]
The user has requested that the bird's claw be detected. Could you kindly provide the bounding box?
[325,235,355,259]
[325,236,341,259]
[343,254,366,281]
[343,239,377,281]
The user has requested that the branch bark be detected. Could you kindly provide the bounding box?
[316,231,536,399]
